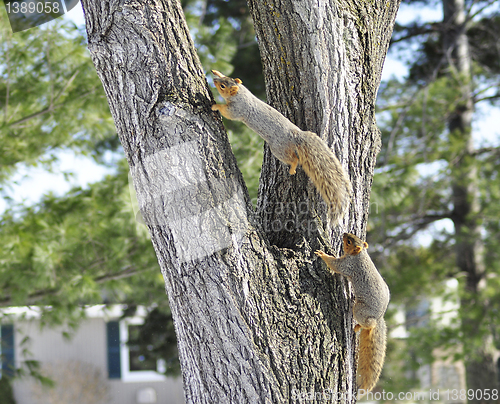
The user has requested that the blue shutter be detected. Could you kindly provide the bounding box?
[1,325,15,378]
[107,321,121,379]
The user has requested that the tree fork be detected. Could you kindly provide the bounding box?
[81,0,399,402]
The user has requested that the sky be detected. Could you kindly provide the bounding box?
[1,1,499,213]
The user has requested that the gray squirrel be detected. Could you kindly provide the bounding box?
[316,233,390,392]
[211,70,352,224]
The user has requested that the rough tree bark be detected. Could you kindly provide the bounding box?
[248,0,399,249]
[444,0,500,396]
[80,0,399,402]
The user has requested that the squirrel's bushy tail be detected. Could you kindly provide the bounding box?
[295,132,352,224]
[357,317,387,393]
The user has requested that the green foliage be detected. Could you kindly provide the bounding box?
[227,126,263,203]
[0,0,267,381]
[0,162,164,326]
[373,0,500,389]
[0,13,117,184]
[0,0,265,315]
[0,376,16,404]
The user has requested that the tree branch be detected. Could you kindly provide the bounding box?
[472,146,500,156]
[8,70,80,127]
[390,22,442,44]
[383,213,452,246]
[474,93,500,103]
[0,266,147,307]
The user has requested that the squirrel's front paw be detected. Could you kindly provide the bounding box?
[315,250,336,260]
[315,250,327,258]
[211,104,219,111]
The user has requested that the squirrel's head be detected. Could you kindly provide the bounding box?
[342,233,368,256]
[212,70,242,99]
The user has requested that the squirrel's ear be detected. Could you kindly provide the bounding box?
[235,78,242,84]
[364,242,369,249]
[229,85,239,96]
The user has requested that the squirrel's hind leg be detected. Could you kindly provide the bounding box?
[288,153,299,175]
[353,302,378,330]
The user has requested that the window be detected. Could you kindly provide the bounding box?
[106,321,121,379]
[106,319,166,382]
[0,324,15,378]
[406,299,430,328]
[127,325,158,372]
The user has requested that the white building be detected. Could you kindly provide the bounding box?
[0,305,184,404]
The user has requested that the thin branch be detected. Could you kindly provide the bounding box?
[474,93,500,104]
[383,213,452,247]
[472,146,500,156]
[390,23,441,45]
[465,0,498,23]
[8,106,54,127]
[94,266,147,283]
[0,266,148,307]
[8,70,82,127]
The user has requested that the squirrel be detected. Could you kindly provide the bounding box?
[315,233,390,393]
[210,70,352,224]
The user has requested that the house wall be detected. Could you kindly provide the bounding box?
[10,317,184,404]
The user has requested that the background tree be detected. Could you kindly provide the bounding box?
[0,8,178,378]
[0,0,261,380]
[80,0,399,402]
[372,0,500,396]
[0,15,116,181]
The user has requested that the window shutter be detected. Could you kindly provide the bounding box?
[106,321,121,379]
[1,324,15,378]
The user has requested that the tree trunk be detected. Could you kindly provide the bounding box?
[80,0,399,402]
[443,0,500,397]
[248,0,400,248]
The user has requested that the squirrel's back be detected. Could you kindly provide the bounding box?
[234,85,352,223]
[228,85,301,144]
[339,249,389,318]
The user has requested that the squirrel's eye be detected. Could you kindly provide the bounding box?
[220,84,226,89]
